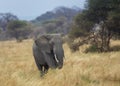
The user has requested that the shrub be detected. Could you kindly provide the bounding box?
[85,45,99,53]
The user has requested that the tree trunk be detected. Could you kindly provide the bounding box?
[99,25,112,52]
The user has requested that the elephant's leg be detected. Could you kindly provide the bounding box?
[35,62,44,77]
[44,64,49,74]
[37,64,48,77]
[35,60,42,71]
[40,65,46,77]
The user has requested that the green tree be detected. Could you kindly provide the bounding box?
[69,11,94,39]
[7,20,31,41]
[86,0,120,51]
[70,0,120,52]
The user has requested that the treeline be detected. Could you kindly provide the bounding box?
[0,13,32,41]
[69,0,120,52]
[0,6,81,41]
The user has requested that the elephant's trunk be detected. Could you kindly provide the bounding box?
[54,44,64,69]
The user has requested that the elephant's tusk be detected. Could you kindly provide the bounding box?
[54,54,59,63]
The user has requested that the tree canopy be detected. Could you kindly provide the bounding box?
[7,20,32,41]
[69,0,120,52]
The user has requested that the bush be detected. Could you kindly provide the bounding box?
[69,25,87,39]
[7,20,32,41]
[16,37,23,42]
[85,45,99,53]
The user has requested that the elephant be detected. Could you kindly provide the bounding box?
[32,34,64,76]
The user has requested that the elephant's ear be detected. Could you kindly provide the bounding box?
[35,36,51,53]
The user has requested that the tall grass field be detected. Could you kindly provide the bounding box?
[0,39,120,86]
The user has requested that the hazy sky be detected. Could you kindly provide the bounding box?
[0,0,86,20]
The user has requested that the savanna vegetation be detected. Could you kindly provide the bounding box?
[7,20,32,42]
[69,0,120,52]
[0,7,81,41]
[0,39,120,86]
[0,0,120,86]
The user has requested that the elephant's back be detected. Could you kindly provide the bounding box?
[32,42,46,65]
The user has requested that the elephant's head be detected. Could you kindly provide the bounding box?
[49,34,64,69]
[35,34,64,69]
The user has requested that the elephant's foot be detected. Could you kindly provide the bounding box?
[40,72,44,77]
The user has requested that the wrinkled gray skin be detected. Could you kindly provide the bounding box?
[32,34,64,76]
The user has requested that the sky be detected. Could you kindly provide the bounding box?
[0,0,86,20]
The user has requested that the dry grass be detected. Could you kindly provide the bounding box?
[0,39,120,86]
